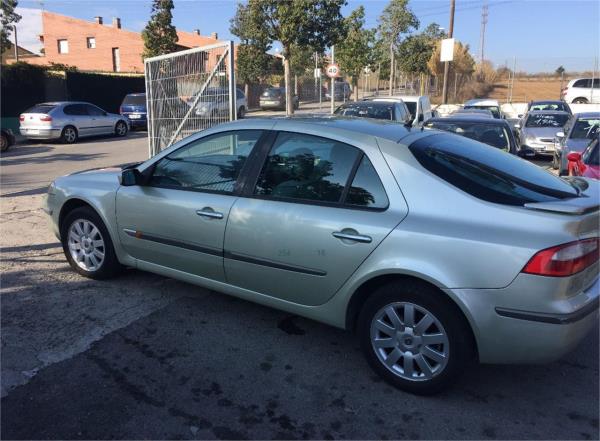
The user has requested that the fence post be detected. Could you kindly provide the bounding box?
[228,40,237,121]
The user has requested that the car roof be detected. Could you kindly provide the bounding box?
[427,116,507,125]
[574,112,600,118]
[373,95,422,102]
[214,115,413,143]
[529,100,564,104]
[125,93,146,96]
[526,110,571,115]
[35,101,90,106]
[341,101,394,108]
[464,99,500,106]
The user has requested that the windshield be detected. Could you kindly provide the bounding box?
[465,105,500,118]
[583,138,599,166]
[570,118,600,139]
[409,133,578,206]
[424,120,511,151]
[335,104,393,120]
[122,94,146,106]
[525,113,569,128]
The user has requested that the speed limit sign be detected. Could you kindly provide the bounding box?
[326,63,340,78]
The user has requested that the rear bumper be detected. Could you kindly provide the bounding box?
[19,127,61,140]
[449,268,599,364]
[259,102,284,109]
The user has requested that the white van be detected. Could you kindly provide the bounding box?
[373,95,433,127]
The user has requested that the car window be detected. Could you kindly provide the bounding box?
[570,118,600,139]
[530,103,568,112]
[63,104,88,116]
[346,155,388,209]
[594,79,600,88]
[262,89,283,97]
[254,132,360,203]
[151,130,263,193]
[409,133,578,206]
[334,103,394,120]
[525,114,569,127]
[424,121,510,151]
[465,105,500,118]
[236,89,245,100]
[122,94,146,106]
[25,104,57,114]
[86,104,105,116]
[582,138,599,166]
[404,102,417,118]
[574,79,590,88]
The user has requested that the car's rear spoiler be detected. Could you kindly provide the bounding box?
[524,196,599,215]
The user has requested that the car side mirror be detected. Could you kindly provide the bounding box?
[517,114,523,118]
[517,148,536,158]
[567,152,582,162]
[556,131,565,138]
[121,168,142,186]
[514,123,521,129]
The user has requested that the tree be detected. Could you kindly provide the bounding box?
[377,0,419,95]
[242,0,347,115]
[1,0,21,52]
[427,39,475,78]
[230,3,272,98]
[555,65,565,77]
[142,0,179,59]
[335,6,375,101]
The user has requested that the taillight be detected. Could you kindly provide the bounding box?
[522,238,600,277]
[40,115,52,122]
[19,114,25,122]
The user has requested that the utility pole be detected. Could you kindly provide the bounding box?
[330,45,335,114]
[13,25,19,62]
[441,0,456,104]
[478,3,488,65]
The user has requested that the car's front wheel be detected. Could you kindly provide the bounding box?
[237,106,245,119]
[61,206,123,279]
[552,153,560,170]
[115,120,128,137]
[358,281,473,395]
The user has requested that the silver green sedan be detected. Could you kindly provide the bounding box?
[43,117,599,394]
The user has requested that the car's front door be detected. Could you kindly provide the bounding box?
[85,104,113,135]
[116,130,265,281]
[223,131,407,306]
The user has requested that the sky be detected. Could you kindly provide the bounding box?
[15,0,600,72]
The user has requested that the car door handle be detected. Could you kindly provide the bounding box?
[196,209,223,219]
[332,231,372,243]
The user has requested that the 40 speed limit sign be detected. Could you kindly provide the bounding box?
[326,63,340,78]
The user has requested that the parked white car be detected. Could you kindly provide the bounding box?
[373,95,433,127]
[464,99,503,119]
[562,78,600,104]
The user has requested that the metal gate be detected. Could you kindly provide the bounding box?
[144,41,236,157]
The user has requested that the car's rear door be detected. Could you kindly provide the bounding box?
[116,130,265,281]
[223,129,407,306]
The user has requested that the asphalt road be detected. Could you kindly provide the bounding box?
[1,123,597,440]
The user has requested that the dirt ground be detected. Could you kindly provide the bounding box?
[489,78,565,103]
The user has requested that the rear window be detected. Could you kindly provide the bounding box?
[262,89,283,97]
[525,113,569,128]
[529,102,569,113]
[465,105,500,118]
[424,120,510,151]
[409,133,579,206]
[334,103,393,120]
[122,94,146,105]
[24,104,56,114]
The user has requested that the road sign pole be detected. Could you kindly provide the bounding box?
[442,0,456,104]
[331,45,335,114]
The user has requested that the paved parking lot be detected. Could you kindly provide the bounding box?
[1,130,597,439]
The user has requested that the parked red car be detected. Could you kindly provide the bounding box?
[567,135,599,179]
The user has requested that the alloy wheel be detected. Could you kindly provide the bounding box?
[116,122,127,136]
[64,128,77,143]
[67,218,105,272]
[370,302,449,381]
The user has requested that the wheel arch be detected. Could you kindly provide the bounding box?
[344,273,479,359]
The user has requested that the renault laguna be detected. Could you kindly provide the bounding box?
[43,117,599,394]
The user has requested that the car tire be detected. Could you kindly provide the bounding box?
[572,98,588,104]
[115,120,128,137]
[294,101,299,110]
[237,106,245,119]
[61,126,78,144]
[357,280,473,395]
[0,133,8,152]
[61,206,123,280]
[552,153,559,170]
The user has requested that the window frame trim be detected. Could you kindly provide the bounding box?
[240,130,390,212]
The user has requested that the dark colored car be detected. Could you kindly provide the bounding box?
[524,100,572,116]
[567,135,599,179]
[334,101,412,126]
[1,128,16,152]
[259,88,299,111]
[120,93,147,129]
[325,82,352,101]
[424,117,521,155]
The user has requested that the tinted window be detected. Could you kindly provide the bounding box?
[122,94,146,106]
[570,118,600,139]
[465,105,500,118]
[346,156,388,209]
[574,79,590,88]
[334,103,394,120]
[236,89,245,100]
[25,104,56,114]
[424,120,511,151]
[525,113,569,127]
[63,104,87,116]
[583,138,599,166]
[409,133,578,206]
[595,79,600,88]
[151,130,262,193]
[254,132,359,203]
[262,88,283,97]
[86,104,105,116]
[529,102,569,112]
[404,102,417,118]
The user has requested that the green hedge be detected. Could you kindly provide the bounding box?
[65,72,145,113]
[1,63,48,118]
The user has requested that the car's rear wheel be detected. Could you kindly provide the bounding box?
[358,281,473,395]
[61,126,78,144]
[552,153,559,170]
[61,206,123,279]
[572,98,588,104]
[237,106,245,119]
[115,120,128,137]
[0,133,8,152]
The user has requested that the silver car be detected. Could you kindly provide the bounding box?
[19,102,129,144]
[189,87,247,119]
[44,117,599,394]
[515,110,570,156]
[555,112,600,175]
